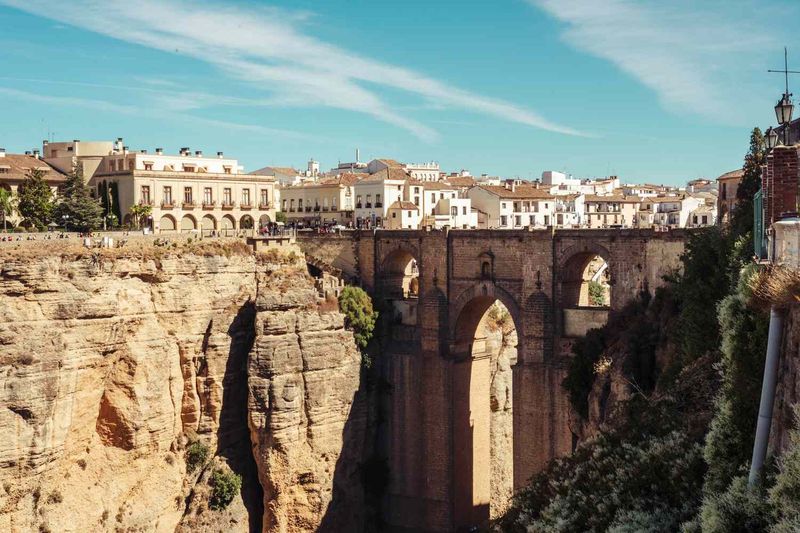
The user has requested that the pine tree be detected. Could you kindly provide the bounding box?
[54,165,103,232]
[17,168,54,230]
[731,128,765,240]
[0,187,14,231]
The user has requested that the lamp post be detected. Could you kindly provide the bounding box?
[766,126,779,150]
[775,93,794,145]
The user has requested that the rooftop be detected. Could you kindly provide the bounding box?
[0,153,67,182]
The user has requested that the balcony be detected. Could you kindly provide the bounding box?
[240,203,253,210]
[258,203,271,210]
[221,201,234,210]
[313,206,320,212]
[375,202,383,208]
[161,201,174,209]
[305,206,312,213]
[139,199,153,206]
[356,203,363,209]
[182,201,195,209]
[289,208,296,213]
[202,201,216,209]
[365,203,372,208]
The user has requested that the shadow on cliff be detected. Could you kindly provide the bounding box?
[318,299,396,533]
[218,300,264,533]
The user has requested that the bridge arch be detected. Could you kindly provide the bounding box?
[449,281,520,529]
[379,246,420,300]
[557,242,613,337]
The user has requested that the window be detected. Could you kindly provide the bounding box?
[366,194,372,208]
[414,187,420,194]
[223,166,232,174]
[515,215,521,226]
[451,206,458,216]
[500,215,508,226]
[261,189,269,206]
[140,186,150,204]
[414,196,419,206]
[431,193,436,203]
[223,188,232,205]
[722,183,727,199]
[502,202,507,210]
[204,187,213,204]
[392,212,397,218]
[290,199,295,212]
[242,189,251,205]
[462,206,467,215]
[183,164,194,172]
[184,187,193,204]
[163,186,172,205]
[144,162,153,171]
[376,193,382,207]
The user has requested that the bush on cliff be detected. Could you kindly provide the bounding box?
[339,286,378,350]
[186,441,209,473]
[209,468,241,510]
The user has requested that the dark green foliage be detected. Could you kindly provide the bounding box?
[109,181,122,225]
[185,441,209,473]
[770,410,800,530]
[209,468,242,510]
[275,211,287,223]
[702,271,769,496]
[54,166,103,232]
[730,128,765,241]
[338,286,378,350]
[497,429,705,532]
[700,476,772,533]
[669,226,732,364]
[17,169,54,230]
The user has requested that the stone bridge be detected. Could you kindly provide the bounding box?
[298,228,687,532]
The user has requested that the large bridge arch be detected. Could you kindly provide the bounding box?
[449,281,522,529]
[556,242,614,338]
[379,245,421,300]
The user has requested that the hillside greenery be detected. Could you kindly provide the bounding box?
[497,127,785,531]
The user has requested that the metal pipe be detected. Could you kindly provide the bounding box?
[748,306,785,486]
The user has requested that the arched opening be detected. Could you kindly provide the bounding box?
[221,214,236,236]
[180,214,197,232]
[380,248,420,327]
[201,214,217,236]
[451,291,518,530]
[259,214,271,229]
[561,251,611,337]
[159,214,177,233]
[240,214,254,230]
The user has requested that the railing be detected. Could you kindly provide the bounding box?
[356,203,362,208]
[221,202,234,209]
[375,202,383,208]
[313,206,320,212]
[305,206,312,212]
[259,202,271,210]
[240,203,253,209]
[202,201,216,209]
[182,201,195,208]
[161,201,174,209]
[365,203,372,208]
[139,200,153,206]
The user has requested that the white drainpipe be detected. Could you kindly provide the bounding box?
[748,306,785,486]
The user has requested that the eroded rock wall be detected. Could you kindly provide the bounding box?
[0,242,365,533]
[248,262,366,532]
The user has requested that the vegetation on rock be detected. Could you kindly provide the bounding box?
[209,468,242,511]
[338,286,378,350]
[186,441,210,473]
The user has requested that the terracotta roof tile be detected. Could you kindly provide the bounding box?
[476,184,554,199]
[388,200,418,210]
[0,154,67,183]
[716,169,744,181]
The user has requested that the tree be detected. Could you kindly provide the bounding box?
[54,166,103,232]
[338,286,378,349]
[127,203,152,230]
[16,168,54,230]
[0,187,15,231]
[731,128,766,240]
[275,211,287,223]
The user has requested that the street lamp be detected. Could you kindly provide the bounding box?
[766,126,779,150]
[775,93,794,146]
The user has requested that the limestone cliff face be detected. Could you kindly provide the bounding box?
[0,242,365,533]
[248,263,366,532]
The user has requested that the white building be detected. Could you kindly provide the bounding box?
[467,184,555,228]
[638,195,705,228]
[353,168,408,227]
[386,201,421,229]
[429,197,478,229]
[553,194,585,227]
[404,161,440,182]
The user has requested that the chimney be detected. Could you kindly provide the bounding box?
[73,139,80,143]
[156,147,163,155]
[217,151,224,158]
[115,137,123,152]
[180,147,190,156]
[42,140,49,147]
[356,148,360,163]
[195,150,203,157]
[25,151,31,155]
[0,148,5,158]
[141,149,147,154]
[123,146,129,155]
[33,150,40,159]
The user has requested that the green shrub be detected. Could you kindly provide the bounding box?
[185,441,209,473]
[699,476,771,533]
[209,468,242,510]
[338,286,378,350]
[588,280,607,306]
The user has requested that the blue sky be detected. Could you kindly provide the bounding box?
[0,0,797,185]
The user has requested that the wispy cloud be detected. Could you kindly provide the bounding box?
[0,0,587,140]
[527,0,790,123]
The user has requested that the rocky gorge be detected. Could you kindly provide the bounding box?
[0,240,365,532]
